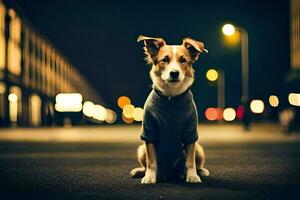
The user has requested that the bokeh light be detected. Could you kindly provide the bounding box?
[269,95,279,107]
[8,93,18,102]
[105,109,117,124]
[93,105,107,121]
[288,93,300,106]
[222,24,235,36]
[236,105,245,120]
[55,93,83,112]
[223,107,236,121]
[216,108,224,120]
[56,93,82,104]
[133,107,144,122]
[83,101,95,117]
[206,69,218,81]
[205,107,218,121]
[123,104,135,118]
[250,99,265,114]
[117,96,131,109]
[122,113,134,124]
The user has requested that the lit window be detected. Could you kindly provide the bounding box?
[40,41,46,93]
[23,27,30,86]
[7,9,21,76]
[36,37,42,90]
[0,2,6,70]
[9,86,22,123]
[30,33,37,88]
[29,94,41,126]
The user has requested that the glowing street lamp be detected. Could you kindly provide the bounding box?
[222,24,236,36]
[222,23,249,103]
[206,69,218,81]
[222,23,250,129]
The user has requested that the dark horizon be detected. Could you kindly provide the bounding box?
[15,0,290,117]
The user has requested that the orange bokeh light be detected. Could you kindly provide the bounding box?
[216,108,224,120]
[205,107,218,121]
[122,113,134,124]
[117,96,131,109]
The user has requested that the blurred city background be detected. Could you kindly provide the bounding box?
[0,0,299,131]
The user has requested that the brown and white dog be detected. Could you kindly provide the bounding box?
[130,35,209,184]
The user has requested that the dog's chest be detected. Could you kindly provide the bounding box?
[141,89,199,158]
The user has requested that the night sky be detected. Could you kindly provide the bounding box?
[15,0,290,118]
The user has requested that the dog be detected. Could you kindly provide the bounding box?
[130,35,209,184]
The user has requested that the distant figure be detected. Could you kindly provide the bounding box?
[46,103,54,126]
[242,99,251,131]
[279,108,295,134]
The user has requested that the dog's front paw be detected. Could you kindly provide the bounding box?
[186,174,201,183]
[141,169,156,184]
[198,168,210,177]
[141,174,156,184]
[186,168,201,183]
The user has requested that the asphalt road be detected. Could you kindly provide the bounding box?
[0,125,300,200]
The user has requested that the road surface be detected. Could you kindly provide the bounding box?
[0,124,300,200]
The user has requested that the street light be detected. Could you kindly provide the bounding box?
[222,23,250,129]
[222,23,249,103]
[206,68,225,111]
[222,24,235,36]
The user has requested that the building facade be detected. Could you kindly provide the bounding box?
[285,0,300,92]
[291,0,300,69]
[0,0,104,127]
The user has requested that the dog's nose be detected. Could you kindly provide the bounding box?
[170,70,179,80]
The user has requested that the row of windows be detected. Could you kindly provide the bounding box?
[0,82,42,126]
[0,1,101,103]
[23,26,81,96]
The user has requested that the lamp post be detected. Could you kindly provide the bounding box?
[222,24,249,102]
[222,23,250,129]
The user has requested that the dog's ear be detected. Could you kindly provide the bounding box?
[137,35,166,57]
[182,38,208,62]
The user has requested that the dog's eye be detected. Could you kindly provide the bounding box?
[180,57,187,63]
[161,56,169,63]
